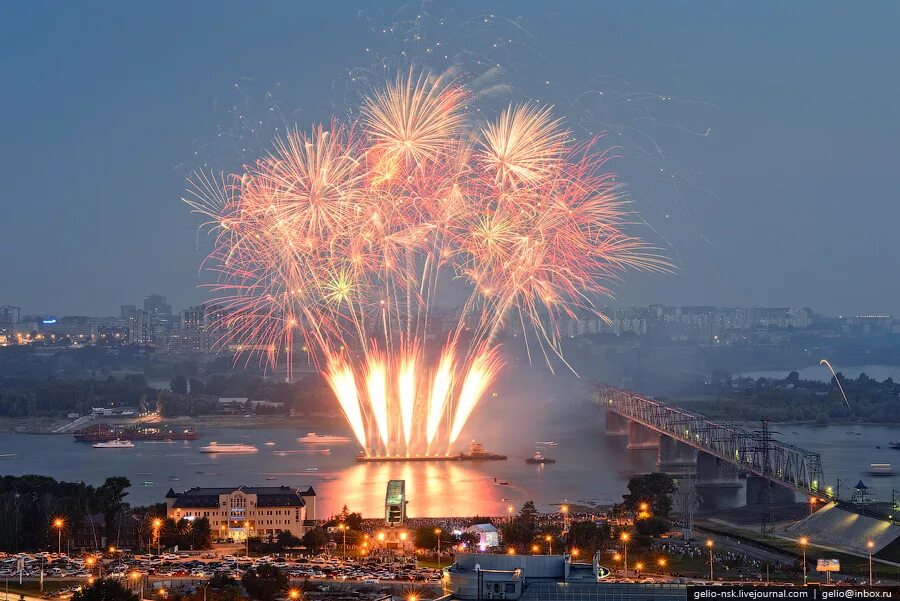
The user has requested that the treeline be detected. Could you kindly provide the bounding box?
[156,373,336,417]
[0,374,152,417]
[0,475,131,551]
[673,371,900,423]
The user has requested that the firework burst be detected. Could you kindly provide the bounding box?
[188,70,666,456]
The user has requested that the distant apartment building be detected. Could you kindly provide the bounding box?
[0,305,21,335]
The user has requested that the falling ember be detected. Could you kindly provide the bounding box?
[188,69,667,456]
[450,348,504,445]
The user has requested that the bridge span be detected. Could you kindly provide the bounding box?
[594,385,829,507]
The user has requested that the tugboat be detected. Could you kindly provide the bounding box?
[459,441,508,461]
[525,450,556,464]
[889,441,900,450]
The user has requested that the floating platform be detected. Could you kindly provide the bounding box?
[355,451,508,463]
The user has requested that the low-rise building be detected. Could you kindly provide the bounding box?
[165,485,316,541]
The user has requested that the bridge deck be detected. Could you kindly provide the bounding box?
[597,386,827,497]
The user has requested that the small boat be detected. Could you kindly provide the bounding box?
[264,441,276,446]
[868,463,895,477]
[168,476,180,481]
[459,441,507,461]
[889,441,900,450]
[143,480,154,486]
[526,450,556,464]
[535,441,559,447]
[298,433,351,444]
[201,442,258,454]
[92,439,135,449]
[305,467,319,472]
[265,476,277,481]
[498,481,510,486]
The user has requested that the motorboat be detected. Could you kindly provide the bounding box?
[92,439,135,449]
[201,442,258,453]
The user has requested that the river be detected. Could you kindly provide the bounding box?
[2,415,898,518]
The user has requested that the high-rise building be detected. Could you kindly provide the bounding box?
[0,305,21,334]
[144,294,172,317]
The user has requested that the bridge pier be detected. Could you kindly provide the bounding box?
[696,451,743,509]
[627,421,660,450]
[746,475,797,506]
[657,435,697,475]
[605,411,629,436]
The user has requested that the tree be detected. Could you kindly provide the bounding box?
[566,520,610,555]
[620,473,676,518]
[191,516,212,549]
[189,378,206,395]
[414,525,439,550]
[170,375,188,394]
[635,515,671,537]
[500,519,534,550]
[301,527,330,552]
[72,579,138,601]
[242,564,288,601]
[518,500,539,527]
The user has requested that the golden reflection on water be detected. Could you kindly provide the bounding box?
[315,461,507,517]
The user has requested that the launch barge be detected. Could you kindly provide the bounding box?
[356,441,507,462]
[74,423,201,442]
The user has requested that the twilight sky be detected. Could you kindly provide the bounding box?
[2,2,898,317]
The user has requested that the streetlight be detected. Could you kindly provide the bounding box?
[571,548,579,559]
[152,518,163,556]
[531,544,540,554]
[507,548,516,555]
[130,571,143,599]
[560,504,569,532]
[545,534,553,555]
[53,518,64,555]
[706,539,714,581]
[658,557,667,572]
[288,589,300,600]
[620,532,630,576]
[809,497,818,516]
[244,521,253,556]
[867,540,875,586]
[434,528,442,565]
[635,562,644,575]
[799,537,808,584]
[338,523,347,557]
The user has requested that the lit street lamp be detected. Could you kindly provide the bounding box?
[620,532,630,576]
[434,528,442,565]
[799,537,808,584]
[544,534,552,555]
[338,523,347,557]
[152,518,163,556]
[53,518,64,555]
[867,540,875,586]
[706,539,715,581]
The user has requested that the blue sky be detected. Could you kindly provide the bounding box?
[2,2,898,316]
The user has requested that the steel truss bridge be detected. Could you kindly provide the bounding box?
[596,385,827,497]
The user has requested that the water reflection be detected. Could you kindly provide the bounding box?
[317,461,507,518]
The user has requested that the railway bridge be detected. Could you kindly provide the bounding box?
[594,385,829,509]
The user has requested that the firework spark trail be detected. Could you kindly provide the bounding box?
[449,347,504,445]
[820,359,852,410]
[427,347,455,447]
[187,69,666,455]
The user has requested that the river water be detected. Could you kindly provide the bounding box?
[2,416,898,518]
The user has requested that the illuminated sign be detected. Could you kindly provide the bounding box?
[42,319,57,325]
[816,559,840,572]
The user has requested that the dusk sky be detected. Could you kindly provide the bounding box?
[2,2,898,317]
